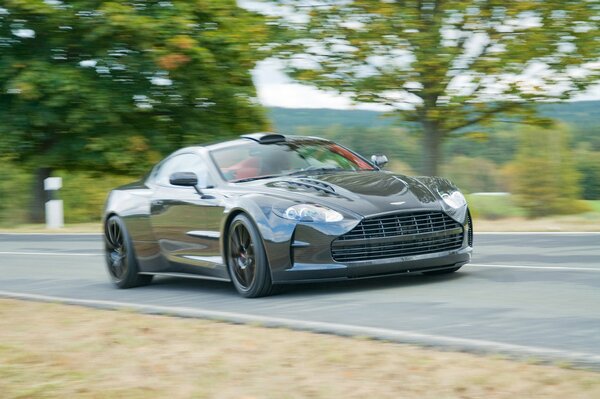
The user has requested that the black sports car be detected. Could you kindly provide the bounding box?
[103,133,473,297]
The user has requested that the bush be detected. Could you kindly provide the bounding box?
[0,163,136,225]
[442,156,506,193]
[0,162,32,226]
[466,194,524,220]
[511,125,590,218]
[56,171,135,223]
[575,147,600,200]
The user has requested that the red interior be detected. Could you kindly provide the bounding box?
[222,157,260,180]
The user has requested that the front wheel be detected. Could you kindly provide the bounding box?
[226,214,272,298]
[104,215,153,288]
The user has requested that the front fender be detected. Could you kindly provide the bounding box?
[413,176,468,224]
[220,194,360,278]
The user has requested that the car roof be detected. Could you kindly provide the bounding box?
[163,133,335,160]
[200,133,333,152]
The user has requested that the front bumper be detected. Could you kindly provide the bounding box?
[266,207,473,283]
[272,246,472,283]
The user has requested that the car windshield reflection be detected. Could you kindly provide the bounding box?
[211,141,374,182]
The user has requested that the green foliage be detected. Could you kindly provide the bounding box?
[56,170,133,223]
[0,161,32,226]
[267,107,393,132]
[311,125,422,171]
[511,125,589,217]
[442,156,505,193]
[0,162,138,225]
[465,194,525,220]
[268,102,600,169]
[265,0,600,174]
[574,147,600,200]
[0,0,268,175]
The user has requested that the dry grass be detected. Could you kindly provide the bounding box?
[0,223,102,234]
[1,299,599,399]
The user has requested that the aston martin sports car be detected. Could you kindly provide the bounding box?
[103,133,473,297]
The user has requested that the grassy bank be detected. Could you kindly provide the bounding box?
[1,299,599,399]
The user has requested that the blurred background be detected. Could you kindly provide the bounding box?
[0,0,599,227]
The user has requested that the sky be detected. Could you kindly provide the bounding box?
[252,58,600,111]
[251,58,390,111]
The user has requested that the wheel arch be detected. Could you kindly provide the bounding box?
[221,208,274,280]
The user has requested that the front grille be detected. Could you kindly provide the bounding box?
[332,211,464,262]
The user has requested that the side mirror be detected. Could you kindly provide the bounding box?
[371,154,389,168]
[169,172,198,187]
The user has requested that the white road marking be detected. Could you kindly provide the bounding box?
[476,232,600,235]
[0,232,599,237]
[1,290,599,368]
[0,251,101,257]
[468,263,600,272]
[1,252,598,274]
[0,233,101,236]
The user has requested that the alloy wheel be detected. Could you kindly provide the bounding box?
[105,218,127,281]
[229,222,256,289]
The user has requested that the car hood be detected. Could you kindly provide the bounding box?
[258,171,445,217]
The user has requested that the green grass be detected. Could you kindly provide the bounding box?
[467,195,600,221]
[466,194,525,220]
[584,200,600,213]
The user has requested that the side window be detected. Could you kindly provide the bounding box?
[153,153,209,187]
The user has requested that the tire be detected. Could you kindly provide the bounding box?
[422,266,462,276]
[226,214,273,298]
[104,215,153,288]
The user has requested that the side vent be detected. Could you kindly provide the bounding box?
[273,179,336,195]
[241,132,286,144]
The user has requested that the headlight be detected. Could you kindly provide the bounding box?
[440,191,467,209]
[282,204,343,223]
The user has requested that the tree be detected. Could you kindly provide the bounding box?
[575,146,600,200]
[0,1,268,221]
[261,0,600,175]
[511,124,587,217]
[442,156,503,193]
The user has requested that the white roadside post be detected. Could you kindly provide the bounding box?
[44,177,64,229]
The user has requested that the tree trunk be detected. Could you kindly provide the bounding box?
[29,167,52,223]
[422,123,442,176]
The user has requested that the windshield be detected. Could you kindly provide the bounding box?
[211,140,375,182]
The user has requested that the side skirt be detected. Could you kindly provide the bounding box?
[138,272,231,283]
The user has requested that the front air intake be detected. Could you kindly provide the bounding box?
[331,211,464,262]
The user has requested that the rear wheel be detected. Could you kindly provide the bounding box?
[227,214,272,298]
[422,266,462,276]
[104,215,153,288]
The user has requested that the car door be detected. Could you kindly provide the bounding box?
[149,153,226,278]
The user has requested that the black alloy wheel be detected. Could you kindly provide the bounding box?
[227,214,272,298]
[104,216,153,288]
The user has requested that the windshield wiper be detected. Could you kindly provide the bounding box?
[286,167,345,176]
[231,174,282,183]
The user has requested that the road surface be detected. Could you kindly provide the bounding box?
[1,232,599,367]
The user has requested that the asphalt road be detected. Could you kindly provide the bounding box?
[1,232,599,366]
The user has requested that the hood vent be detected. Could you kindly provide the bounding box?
[273,178,337,195]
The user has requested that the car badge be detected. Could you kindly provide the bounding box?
[390,201,406,206]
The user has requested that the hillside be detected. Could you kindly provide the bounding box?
[267,100,600,146]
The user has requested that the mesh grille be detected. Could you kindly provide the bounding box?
[332,211,464,262]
